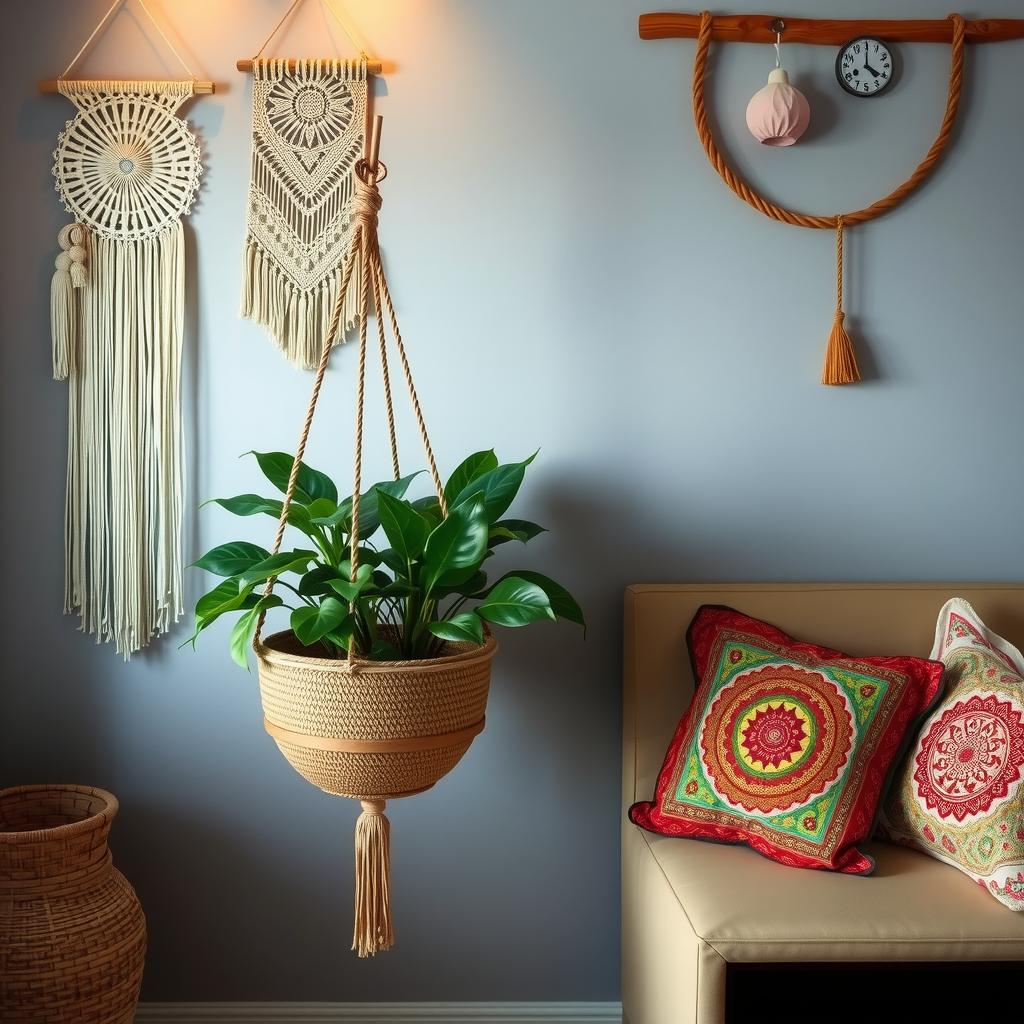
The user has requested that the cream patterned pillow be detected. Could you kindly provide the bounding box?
[881,598,1024,909]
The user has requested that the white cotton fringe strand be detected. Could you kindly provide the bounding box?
[240,240,362,370]
[62,223,185,657]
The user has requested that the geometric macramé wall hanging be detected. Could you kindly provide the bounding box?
[41,0,213,655]
[238,0,383,368]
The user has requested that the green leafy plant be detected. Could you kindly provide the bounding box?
[188,450,584,667]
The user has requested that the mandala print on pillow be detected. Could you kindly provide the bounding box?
[630,606,944,874]
[880,598,1024,910]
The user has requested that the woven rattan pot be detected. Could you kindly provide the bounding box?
[0,785,146,1023]
[257,630,497,799]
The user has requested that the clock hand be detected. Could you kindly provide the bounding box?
[864,62,880,78]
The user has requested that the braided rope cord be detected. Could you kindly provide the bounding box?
[691,11,966,230]
[254,158,447,660]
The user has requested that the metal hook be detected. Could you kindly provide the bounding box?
[769,18,785,68]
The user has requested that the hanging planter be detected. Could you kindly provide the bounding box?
[187,118,583,957]
[257,629,497,802]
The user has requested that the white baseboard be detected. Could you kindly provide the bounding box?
[135,1003,622,1024]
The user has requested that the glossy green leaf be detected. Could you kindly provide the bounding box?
[476,576,554,627]
[411,496,444,529]
[489,519,547,546]
[195,578,257,623]
[325,615,358,652]
[327,563,373,601]
[428,612,484,645]
[444,450,497,506]
[191,541,270,578]
[370,639,401,660]
[291,597,349,646]
[205,493,281,517]
[452,452,537,524]
[183,579,259,648]
[298,565,339,597]
[306,497,338,521]
[422,496,489,593]
[237,549,318,588]
[230,595,283,669]
[205,494,315,537]
[434,569,487,597]
[246,451,337,505]
[377,547,409,578]
[498,570,585,630]
[376,488,430,562]
[327,472,423,536]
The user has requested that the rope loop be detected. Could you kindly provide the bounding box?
[692,11,967,229]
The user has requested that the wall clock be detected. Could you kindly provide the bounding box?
[836,37,894,97]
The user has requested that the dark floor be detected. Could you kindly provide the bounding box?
[726,962,1023,1022]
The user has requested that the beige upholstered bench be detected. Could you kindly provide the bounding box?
[621,584,1024,1024]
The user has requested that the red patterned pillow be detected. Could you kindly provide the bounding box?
[630,606,944,874]
[880,598,1024,908]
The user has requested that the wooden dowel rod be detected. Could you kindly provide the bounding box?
[367,114,383,174]
[39,78,216,94]
[639,13,1024,45]
[237,58,383,75]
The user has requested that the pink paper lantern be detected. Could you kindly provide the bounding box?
[745,68,810,147]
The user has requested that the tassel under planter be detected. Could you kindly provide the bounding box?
[821,216,861,386]
[353,800,394,957]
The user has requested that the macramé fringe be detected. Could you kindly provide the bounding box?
[241,241,363,369]
[60,224,185,657]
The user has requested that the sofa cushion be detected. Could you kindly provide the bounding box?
[881,597,1024,909]
[630,606,943,873]
[638,828,1024,962]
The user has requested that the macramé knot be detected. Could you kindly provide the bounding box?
[351,175,382,236]
[56,223,88,288]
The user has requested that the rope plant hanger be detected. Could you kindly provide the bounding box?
[252,117,497,957]
[238,0,384,368]
[639,11,1024,384]
[41,0,212,655]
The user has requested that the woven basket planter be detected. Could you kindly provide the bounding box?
[0,785,146,1023]
[257,630,498,800]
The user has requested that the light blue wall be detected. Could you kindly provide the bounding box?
[2,0,1022,1002]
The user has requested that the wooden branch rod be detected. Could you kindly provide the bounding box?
[39,79,215,94]
[236,58,383,75]
[639,13,1024,45]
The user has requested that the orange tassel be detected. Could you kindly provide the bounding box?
[821,216,861,386]
[821,312,860,386]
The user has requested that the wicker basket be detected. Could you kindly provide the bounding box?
[0,785,146,1023]
[257,630,497,800]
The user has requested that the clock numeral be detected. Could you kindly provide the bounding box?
[845,72,853,81]
[854,43,861,53]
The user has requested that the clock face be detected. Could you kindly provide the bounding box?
[836,37,894,97]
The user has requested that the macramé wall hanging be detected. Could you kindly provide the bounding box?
[238,0,384,368]
[639,11,1024,384]
[40,0,214,655]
